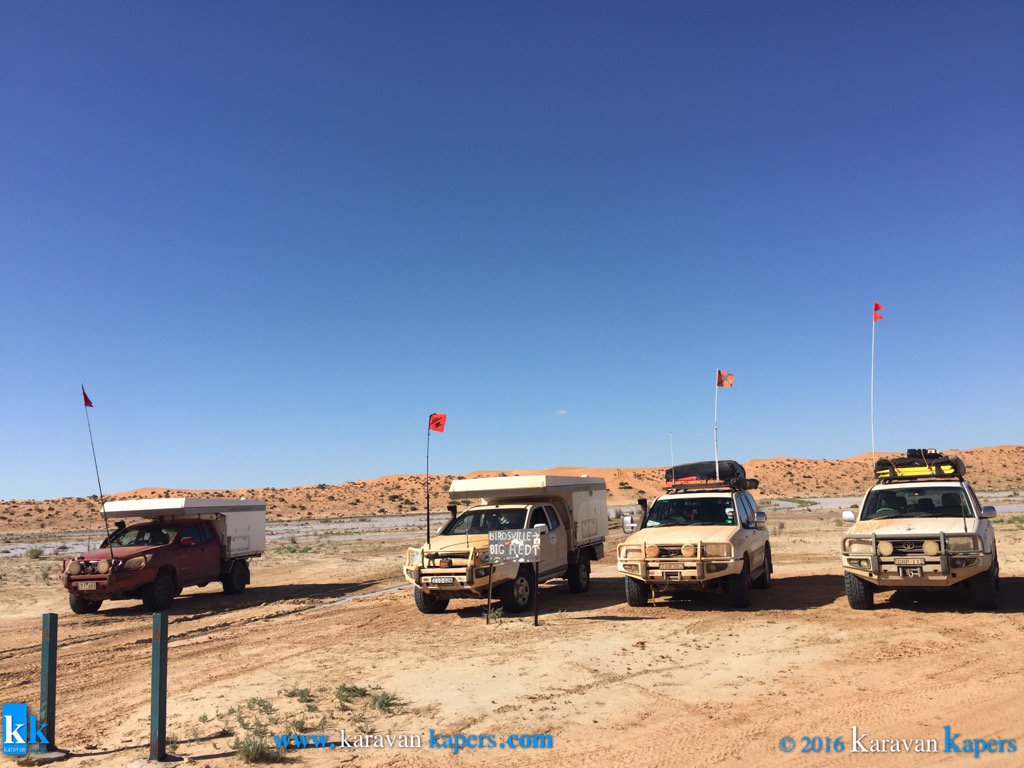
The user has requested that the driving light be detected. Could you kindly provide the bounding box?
[877,541,894,557]
[846,540,873,555]
[68,561,81,576]
[946,535,977,552]
[645,545,660,559]
[97,560,110,574]
[922,540,940,556]
[702,543,731,558]
[619,546,642,560]
[681,543,697,558]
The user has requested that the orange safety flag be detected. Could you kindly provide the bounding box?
[716,370,734,388]
[873,302,884,321]
[82,386,93,408]
[428,413,447,433]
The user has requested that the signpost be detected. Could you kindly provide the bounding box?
[486,530,541,626]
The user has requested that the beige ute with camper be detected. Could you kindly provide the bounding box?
[403,475,608,614]
[841,450,999,610]
[617,461,771,608]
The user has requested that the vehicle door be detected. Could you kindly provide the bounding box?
[965,483,994,552]
[734,495,760,571]
[745,493,769,567]
[526,505,561,578]
[175,524,205,584]
[193,523,222,582]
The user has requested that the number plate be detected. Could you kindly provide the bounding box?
[895,557,925,566]
[430,577,455,584]
[78,581,97,591]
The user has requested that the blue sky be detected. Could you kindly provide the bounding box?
[2,2,1021,499]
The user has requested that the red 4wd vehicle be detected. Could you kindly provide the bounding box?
[62,498,266,614]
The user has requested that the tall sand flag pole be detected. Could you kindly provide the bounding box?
[82,386,115,560]
[714,370,734,481]
[426,413,447,547]
[870,303,884,465]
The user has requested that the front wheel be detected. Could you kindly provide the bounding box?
[498,567,535,614]
[222,560,250,595]
[969,559,998,610]
[69,593,102,614]
[844,571,874,610]
[753,545,772,589]
[726,559,751,608]
[142,571,177,611]
[624,576,648,607]
[567,555,591,593]
[413,587,450,614]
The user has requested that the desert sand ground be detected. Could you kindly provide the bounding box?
[1,493,1023,768]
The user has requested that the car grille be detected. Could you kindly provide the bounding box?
[425,552,470,568]
[73,561,101,575]
[657,546,685,558]
[881,539,931,555]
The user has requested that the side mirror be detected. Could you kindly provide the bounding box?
[180,536,195,547]
[981,506,997,519]
[754,511,767,528]
[842,510,856,523]
[637,497,648,513]
[447,503,458,521]
[533,523,549,533]
[622,515,637,534]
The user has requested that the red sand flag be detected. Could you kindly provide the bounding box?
[873,302,884,311]
[82,385,93,407]
[716,370,734,387]
[428,412,447,433]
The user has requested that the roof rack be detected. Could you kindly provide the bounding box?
[874,449,965,483]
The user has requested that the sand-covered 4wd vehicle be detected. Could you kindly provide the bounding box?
[62,498,266,613]
[404,476,608,614]
[841,450,999,610]
[617,460,771,608]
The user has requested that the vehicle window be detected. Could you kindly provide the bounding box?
[107,523,178,547]
[965,484,983,515]
[445,508,527,535]
[861,487,972,520]
[527,507,548,529]
[735,495,749,525]
[179,525,199,542]
[198,524,214,543]
[643,497,736,528]
[545,506,561,531]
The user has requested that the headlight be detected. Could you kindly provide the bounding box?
[645,545,660,559]
[877,541,894,556]
[123,555,149,571]
[846,540,873,555]
[946,535,978,552]
[97,559,111,574]
[619,546,643,560]
[681,543,697,558]
[413,550,423,566]
[702,543,732,558]
[922,540,940,556]
[67,561,82,576]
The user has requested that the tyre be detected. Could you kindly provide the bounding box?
[222,560,250,595]
[624,576,648,607]
[142,571,177,611]
[844,571,874,610]
[413,587,450,614]
[69,593,102,614]
[567,554,591,594]
[753,545,772,590]
[726,558,751,608]
[969,559,998,610]
[498,567,535,614]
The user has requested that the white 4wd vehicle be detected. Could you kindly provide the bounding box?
[617,461,771,608]
[841,451,999,610]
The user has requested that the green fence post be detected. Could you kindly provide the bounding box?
[150,612,168,761]
[40,613,58,750]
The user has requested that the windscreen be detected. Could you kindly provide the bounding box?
[107,523,179,547]
[644,497,736,528]
[861,487,971,520]
[445,508,527,535]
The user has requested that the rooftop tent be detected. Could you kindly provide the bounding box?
[874,450,966,481]
[663,460,746,488]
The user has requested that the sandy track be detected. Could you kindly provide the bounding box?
[1,511,1022,767]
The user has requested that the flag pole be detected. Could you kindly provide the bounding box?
[425,424,431,548]
[82,386,114,560]
[870,307,876,466]
[714,370,720,482]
